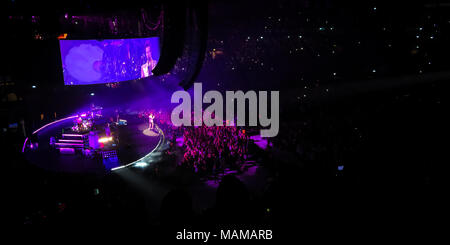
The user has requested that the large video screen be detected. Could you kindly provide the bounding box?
[59,37,160,85]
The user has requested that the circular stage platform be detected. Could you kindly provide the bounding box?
[22,112,164,174]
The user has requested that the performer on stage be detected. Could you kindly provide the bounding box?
[140,41,157,78]
[149,113,155,130]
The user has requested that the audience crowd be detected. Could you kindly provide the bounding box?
[180,125,248,175]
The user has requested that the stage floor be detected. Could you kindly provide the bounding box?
[23,114,162,174]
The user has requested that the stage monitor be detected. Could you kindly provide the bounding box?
[59,37,160,85]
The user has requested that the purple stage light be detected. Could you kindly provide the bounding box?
[59,148,75,154]
[55,143,84,146]
[62,134,84,137]
[58,139,84,143]
[22,138,28,153]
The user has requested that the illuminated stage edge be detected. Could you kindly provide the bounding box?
[111,125,165,171]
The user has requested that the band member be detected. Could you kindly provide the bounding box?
[105,123,111,137]
[141,41,157,78]
[115,109,120,123]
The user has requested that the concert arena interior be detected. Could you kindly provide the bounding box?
[1,0,448,237]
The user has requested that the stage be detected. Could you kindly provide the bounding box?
[22,111,164,174]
